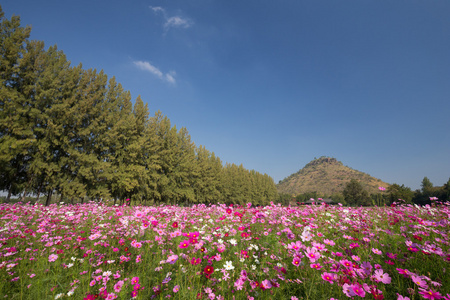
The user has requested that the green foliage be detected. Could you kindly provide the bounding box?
[387,183,414,204]
[342,179,371,206]
[412,177,450,205]
[421,176,433,194]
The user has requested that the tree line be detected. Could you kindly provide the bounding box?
[0,7,278,206]
[279,177,450,206]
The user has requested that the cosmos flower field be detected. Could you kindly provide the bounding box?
[1,201,449,300]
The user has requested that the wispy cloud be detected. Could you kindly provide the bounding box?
[133,60,176,84]
[164,16,192,30]
[149,6,193,33]
[149,6,164,13]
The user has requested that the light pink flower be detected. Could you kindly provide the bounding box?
[48,254,58,262]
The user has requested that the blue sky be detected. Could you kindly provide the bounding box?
[3,0,450,190]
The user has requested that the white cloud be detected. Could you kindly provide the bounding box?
[148,6,193,33]
[133,61,176,84]
[149,6,165,13]
[164,16,192,30]
[165,71,176,84]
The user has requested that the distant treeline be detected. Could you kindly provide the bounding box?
[278,177,450,206]
[0,7,278,206]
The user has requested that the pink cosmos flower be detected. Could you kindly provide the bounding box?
[396,268,410,278]
[131,277,139,285]
[340,259,353,269]
[48,254,58,262]
[374,269,391,284]
[217,244,226,253]
[372,248,382,255]
[113,281,124,293]
[324,239,335,246]
[351,255,360,261]
[292,257,301,266]
[106,293,117,300]
[411,275,428,289]
[261,279,272,290]
[305,249,320,262]
[349,242,360,249]
[234,278,245,290]
[167,254,178,264]
[343,283,356,297]
[408,246,419,253]
[387,252,397,259]
[397,294,411,300]
[352,283,366,297]
[173,285,180,293]
[250,280,260,289]
[179,240,189,248]
[418,288,443,300]
[321,272,336,284]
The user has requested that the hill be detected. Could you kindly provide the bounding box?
[277,157,390,196]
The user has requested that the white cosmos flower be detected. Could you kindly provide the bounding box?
[224,261,235,270]
[229,239,237,246]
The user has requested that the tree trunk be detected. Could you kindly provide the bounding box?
[6,188,12,203]
[21,189,28,202]
[21,176,33,202]
[45,190,53,206]
[35,184,42,202]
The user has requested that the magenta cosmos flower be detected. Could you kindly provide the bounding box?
[351,283,366,297]
[418,288,443,300]
[292,257,301,266]
[179,240,189,248]
[321,272,336,284]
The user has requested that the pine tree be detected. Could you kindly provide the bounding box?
[131,96,161,204]
[68,68,110,201]
[23,43,74,205]
[193,146,222,203]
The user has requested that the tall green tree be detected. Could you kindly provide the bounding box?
[23,43,75,205]
[343,179,370,206]
[193,146,222,204]
[67,68,111,201]
[153,112,197,204]
[421,176,433,195]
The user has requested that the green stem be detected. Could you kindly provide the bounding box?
[306,271,316,300]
